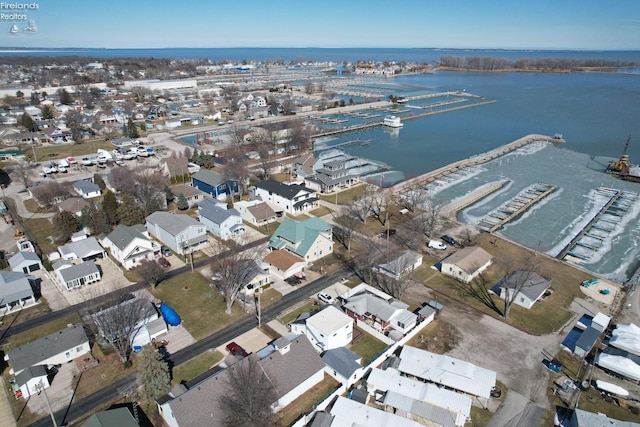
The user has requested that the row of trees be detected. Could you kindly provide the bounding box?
[439,55,637,71]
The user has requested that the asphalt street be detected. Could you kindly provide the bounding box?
[30,268,349,426]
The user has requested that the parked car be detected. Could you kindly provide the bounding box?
[428,240,447,250]
[158,257,171,268]
[441,235,462,247]
[226,341,248,357]
[317,292,334,304]
[378,228,397,238]
[285,276,301,286]
[161,246,172,257]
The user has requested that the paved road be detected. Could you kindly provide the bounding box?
[31,268,348,427]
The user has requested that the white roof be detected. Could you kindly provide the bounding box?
[597,353,640,382]
[366,368,471,418]
[397,346,496,399]
[383,391,460,427]
[592,312,611,329]
[330,396,423,427]
[306,305,352,335]
[610,331,640,357]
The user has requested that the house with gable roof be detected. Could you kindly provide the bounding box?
[156,335,325,426]
[254,179,318,215]
[145,211,208,255]
[101,224,161,270]
[304,159,357,194]
[58,236,105,261]
[374,251,423,280]
[269,217,332,264]
[440,246,493,284]
[289,304,354,352]
[171,184,207,208]
[8,251,43,273]
[160,157,189,179]
[495,271,551,309]
[0,271,37,313]
[234,199,277,227]
[53,259,102,290]
[322,347,365,388]
[58,196,90,217]
[197,200,244,240]
[73,179,102,199]
[191,169,239,200]
[263,249,306,279]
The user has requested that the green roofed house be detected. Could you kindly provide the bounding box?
[82,407,139,427]
[268,217,333,264]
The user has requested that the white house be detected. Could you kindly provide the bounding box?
[4,324,90,377]
[322,347,365,388]
[73,179,102,199]
[343,291,417,335]
[0,271,37,313]
[58,197,90,217]
[234,200,277,227]
[269,217,333,264]
[171,184,206,208]
[101,224,161,270]
[238,260,271,295]
[8,251,43,273]
[330,396,424,427]
[496,271,551,309]
[13,365,49,399]
[197,200,244,240]
[263,249,306,279]
[58,237,106,261]
[373,251,423,280]
[440,247,493,283]
[254,179,318,215]
[145,211,208,256]
[289,304,353,352]
[53,260,102,290]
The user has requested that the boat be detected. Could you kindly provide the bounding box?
[383,115,403,128]
[594,380,629,397]
[9,24,18,35]
[159,302,181,326]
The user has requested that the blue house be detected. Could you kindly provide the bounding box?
[191,170,239,200]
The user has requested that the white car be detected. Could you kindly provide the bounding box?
[428,240,447,250]
[317,292,334,304]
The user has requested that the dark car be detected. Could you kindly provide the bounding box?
[285,276,301,286]
[161,246,172,257]
[158,257,171,268]
[226,341,249,357]
[441,235,462,247]
[379,228,397,238]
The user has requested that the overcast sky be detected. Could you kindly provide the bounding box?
[2,0,639,50]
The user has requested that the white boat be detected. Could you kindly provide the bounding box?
[16,238,35,253]
[383,115,403,128]
[595,380,629,396]
[9,24,18,34]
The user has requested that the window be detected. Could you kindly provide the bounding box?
[520,297,525,303]
[397,321,405,329]
[76,345,83,352]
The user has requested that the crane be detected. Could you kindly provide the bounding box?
[607,134,632,174]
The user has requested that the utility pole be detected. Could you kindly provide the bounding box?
[256,288,262,327]
[36,380,56,427]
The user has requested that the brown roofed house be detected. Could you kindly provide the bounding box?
[440,246,493,283]
[263,249,306,279]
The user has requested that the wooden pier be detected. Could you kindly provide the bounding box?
[556,188,623,260]
[477,183,557,232]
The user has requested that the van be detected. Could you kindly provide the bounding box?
[317,292,334,304]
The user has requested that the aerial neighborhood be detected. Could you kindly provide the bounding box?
[0,50,638,427]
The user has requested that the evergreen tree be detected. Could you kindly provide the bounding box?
[138,345,171,401]
[101,190,118,225]
[18,113,36,132]
[117,194,145,226]
[52,211,81,244]
[30,92,40,105]
[81,205,111,236]
[93,173,106,191]
[41,104,55,119]
[176,193,189,210]
[191,149,202,166]
[164,185,174,202]
[59,88,73,105]
[126,117,139,138]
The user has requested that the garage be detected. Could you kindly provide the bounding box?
[8,251,43,274]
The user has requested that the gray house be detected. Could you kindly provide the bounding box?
[0,271,36,313]
[53,260,102,290]
[58,237,106,261]
[73,180,102,199]
[8,251,43,273]
[145,211,208,255]
[197,203,244,240]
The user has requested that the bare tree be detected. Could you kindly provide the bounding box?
[373,268,414,301]
[349,184,376,224]
[223,144,250,198]
[369,188,396,226]
[217,356,279,427]
[134,259,167,289]
[210,242,263,314]
[454,272,502,316]
[287,121,313,153]
[496,248,542,319]
[30,181,70,208]
[332,208,361,251]
[421,200,443,238]
[8,162,32,189]
[92,296,157,363]
[399,182,429,212]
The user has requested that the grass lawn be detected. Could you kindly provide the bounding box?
[151,272,247,340]
[171,350,223,386]
[25,140,115,163]
[406,318,462,355]
[21,198,43,213]
[309,205,332,217]
[244,220,279,235]
[409,233,588,336]
[318,184,365,205]
[349,327,388,365]
[277,374,340,427]
[470,406,493,426]
[286,213,310,221]
[2,312,81,351]
[258,288,283,309]
[279,302,316,326]
[21,216,54,254]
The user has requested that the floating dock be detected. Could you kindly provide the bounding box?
[476,183,557,232]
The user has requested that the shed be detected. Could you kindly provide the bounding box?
[575,326,600,357]
[8,251,43,273]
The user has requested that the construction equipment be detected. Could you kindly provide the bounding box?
[607,134,632,175]
[13,228,25,239]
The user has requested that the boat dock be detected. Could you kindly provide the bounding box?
[392,134,566,193]
[440,181,507,218]
[476,183,557,232]
[557,188,639,261]
[313,138,374,151]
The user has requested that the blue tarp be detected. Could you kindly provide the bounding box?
[159,303,181,326]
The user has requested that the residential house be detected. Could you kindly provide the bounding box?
[290,304,353,352]
[13,365,49,399]
[241,260,271,294]
[101,224,161,270]
[397,345,497,406]
[197,202,244,240]
[8,251,43,273]
[161,157,189,180]
[234,200,277,227]
[0,271,36,313]
[373,251,423,280]
[343,289,417,335]
[157,335,325,426]
[440,247,493,283]
[53,260,102,290]
[254,179,318,215]
[43,127,72,143]
[58,197,90,216]
[191,169,239,200]
[4,324,90,377]
[495,271,551,309]
[571,408,640,427]
[292,153,319,178]
[322,347,365,388]
[330,396,424,427]
[365,367,472,427]
[58,237,106,261]
[145,211,208,255]
[73,179,102,199]
[171,184,206,208]
[304,160,357,194]
[269,217,333,264]
[263,249,306,279]
[82,407,140,427]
